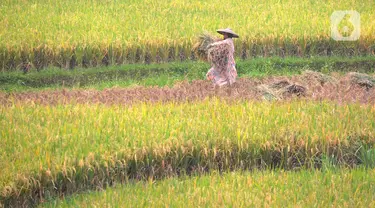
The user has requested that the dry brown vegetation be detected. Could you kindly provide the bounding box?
[1,72,374,105]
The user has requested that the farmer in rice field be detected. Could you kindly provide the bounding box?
[206,28,239,87]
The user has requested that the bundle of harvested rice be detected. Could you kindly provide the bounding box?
[301,70,338,85]
[347,72,375,89]
[257,80,307,101]
[256,84,281,101]
[283,84,307,96]
[269,80,290,89]
[192,33,219,61]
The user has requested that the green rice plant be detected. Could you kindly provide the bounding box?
[359,145,375,168]
[321,154,338,171]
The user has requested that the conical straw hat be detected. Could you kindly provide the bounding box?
[216,28,239,38]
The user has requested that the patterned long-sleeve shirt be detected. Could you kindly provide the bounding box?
[206,38,237,86]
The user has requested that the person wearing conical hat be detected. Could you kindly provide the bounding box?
[206,28,239,87]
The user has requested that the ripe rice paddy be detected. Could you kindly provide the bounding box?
[1,0,375,206]
[1,98,375,206]
[1,0,375,70]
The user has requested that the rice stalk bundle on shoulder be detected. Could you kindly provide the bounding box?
[192,33,219,61]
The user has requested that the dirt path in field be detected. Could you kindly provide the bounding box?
[1,73,374,105]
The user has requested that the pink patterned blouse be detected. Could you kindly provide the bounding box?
[206,38,238,86]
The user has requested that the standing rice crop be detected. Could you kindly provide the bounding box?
[1,100,375,206]
[1,0,375,70]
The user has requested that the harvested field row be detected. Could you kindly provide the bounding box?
[1,72,374,105]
